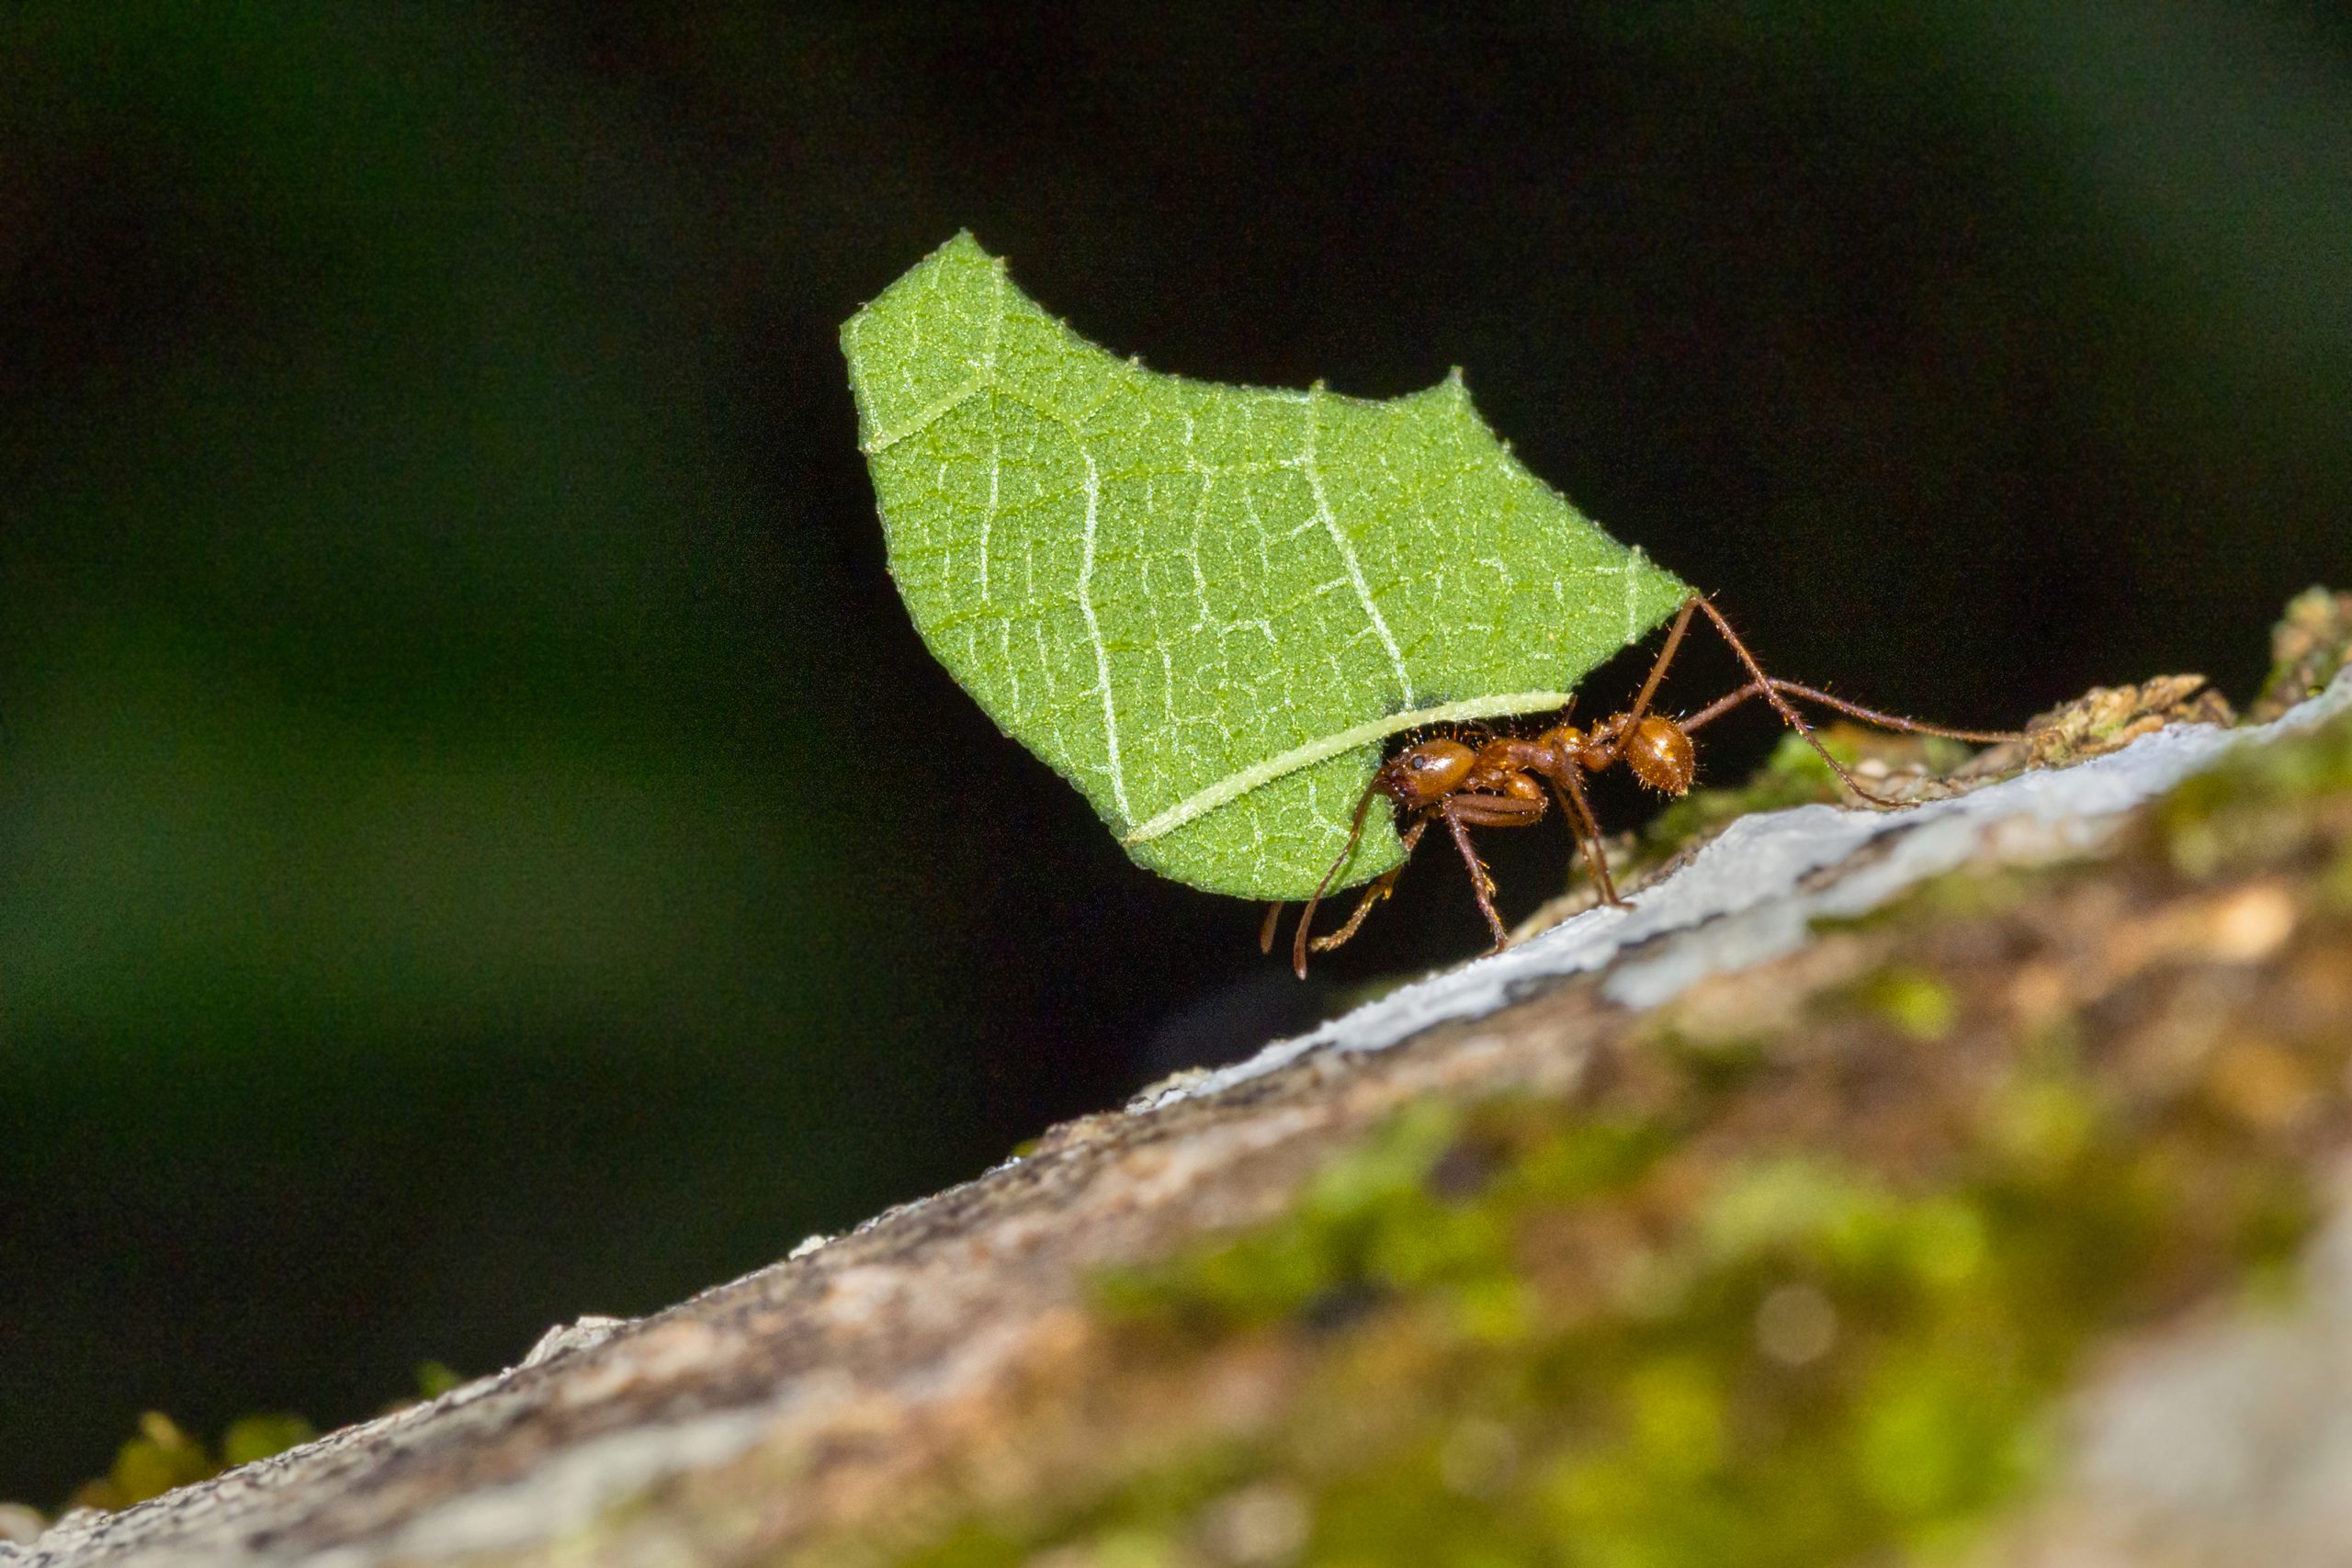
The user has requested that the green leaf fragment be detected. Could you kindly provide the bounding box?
[842,232,1689,898]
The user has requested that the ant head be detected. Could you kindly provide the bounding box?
[1623,715,1696,795]
[1380,737,1476,805]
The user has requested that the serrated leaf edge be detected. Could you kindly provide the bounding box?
[853,247,1008,458]
[848,236,1688,886]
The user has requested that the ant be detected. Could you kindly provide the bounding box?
[1262,593,2018,977]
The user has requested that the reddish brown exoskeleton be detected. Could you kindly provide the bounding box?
[1263,594,2018,976]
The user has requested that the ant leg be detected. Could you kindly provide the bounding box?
[1684,597,1912,808]
[1440,801,1511,951]
[1307,818,1431,956]
[1679,678,2018,743]
[1616,593,1701,737]
[1292,775,1389,978]
[1258,901,1284,954]
[1546,761,1623,906]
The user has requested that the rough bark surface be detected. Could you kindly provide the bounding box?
[10,653,2352,1568]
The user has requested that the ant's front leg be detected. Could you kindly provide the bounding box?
[1442,793,1544,951]
[1287,769,1394,977]
[1306,818,1431,957]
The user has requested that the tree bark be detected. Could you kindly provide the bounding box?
[11,654,2352,1568]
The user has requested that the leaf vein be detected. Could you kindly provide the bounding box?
[1119,689,1577,846]
[1298,388,1415,706]
[1077,449,1132,821]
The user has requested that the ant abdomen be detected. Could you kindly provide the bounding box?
[1623,715,1696,795]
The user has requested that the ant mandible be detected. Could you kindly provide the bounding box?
[1262,593,2018,977]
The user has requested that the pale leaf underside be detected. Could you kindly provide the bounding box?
[843,233,1687,899]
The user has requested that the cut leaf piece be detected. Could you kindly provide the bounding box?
[843,233,1688,898]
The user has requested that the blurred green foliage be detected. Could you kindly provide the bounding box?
[42,1409,312,1516]
[23,1356,481,1521]
[0,3,982,1503]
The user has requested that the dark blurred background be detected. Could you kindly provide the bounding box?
[4,3,2347,1502]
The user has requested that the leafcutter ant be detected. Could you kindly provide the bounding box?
[1262,593,2018,977]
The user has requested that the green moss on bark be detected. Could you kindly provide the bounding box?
[858,704,2352,1568]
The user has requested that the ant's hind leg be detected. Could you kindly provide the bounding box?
[1684,598,1912,808]
[1615,594,1702,735]
[1441,803,1510,951]
[1548,764,1623,906]
[1258,901,1285,954]
[1679,678,2017,745]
